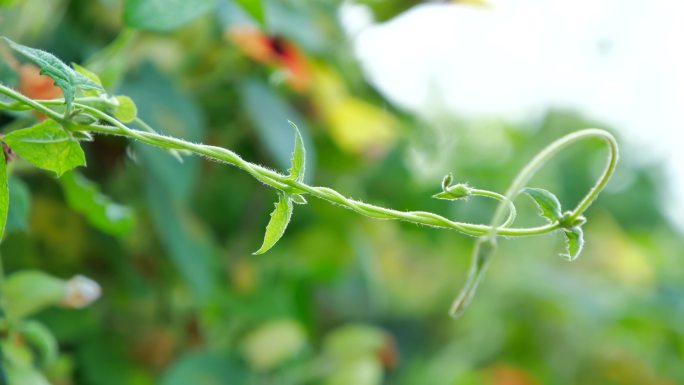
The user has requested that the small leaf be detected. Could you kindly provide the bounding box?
[4,120,85,176]
[290,193,307,205]
[123,0,216,32]
[432,183,472,201]
[59,171,135,237]
[72,63,103,97]
[253,193,293,255]
[432,191,457,200]
[287,121,305,182]
[2,37,103,110]
[562,227,584,261]
[522,187,563,222]
[111,95,137,123]
[234,0,265,25]
[441,173,453,191]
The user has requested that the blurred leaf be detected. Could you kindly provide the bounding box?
[0,56,19,86]
[145,181,217,302]
[4,119,85,176]
[241,319,306,371]
[123,0,216,32]
[59,171,135,237]
[324,355,383,385]
[324,325,388,361]
[0,151,7,240]
[121,63,202,202]
[234,0,264,25]
[72,63,103,97]
[3,270,66,321]
[562,227,584,261]
[2,37,103,110]
[161,351,246,385]
[254,192,293,255]
[19,320,58,367]
[240,79,315,178]
[521,187,562,222]
[6,176,30,232]
[111,96,137,123]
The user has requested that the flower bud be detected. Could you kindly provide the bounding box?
[61,275,101,308]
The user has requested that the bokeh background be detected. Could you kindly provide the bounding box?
[1,0,683,384]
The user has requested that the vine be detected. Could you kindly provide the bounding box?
[0,37,618,319]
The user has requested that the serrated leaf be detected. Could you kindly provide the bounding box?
[124,0,216,32]
[3,119,86,176]
[562,227,584,261]
[522,187,563,222]
[253,193,293,255]
[111,95,137,123]
[235,0,265,25]
[0,150,8,241]
[287,121,305,182]
[2,37,103,110]
[59,171,135,237]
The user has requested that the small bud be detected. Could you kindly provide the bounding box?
[432,183,473,201]
[61,275,101,308]
[446,183,472,199]
[441,173,453,191]
[72,112,98,125]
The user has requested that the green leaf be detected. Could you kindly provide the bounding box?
[72,63,103,97]
[19,321,58,367]
[290,193,307,205]
[0,151,7,241]
[287,121,305,182]
[6,177,30,233]
[234,0,265,25]
[432,183,472,201]
[521,187,563,222]
[123,0,216,32]
[2,37,104,110]
[111,95,137,123]
[562,227,584,261]
[3,270,67,321]
[254,192,293,255]
[3,119,86,176]
[59,171,135,237]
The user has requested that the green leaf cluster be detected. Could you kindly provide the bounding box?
[522,187,585,261]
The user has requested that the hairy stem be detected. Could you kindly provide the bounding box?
[0,84,616,241]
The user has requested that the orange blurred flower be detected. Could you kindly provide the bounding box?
[18,63,63,100]
[227,25,311,92]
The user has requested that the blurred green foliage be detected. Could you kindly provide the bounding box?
[1,0,683,384]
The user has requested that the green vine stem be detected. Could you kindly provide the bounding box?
[0,82,618,319]
[0,84,565,238]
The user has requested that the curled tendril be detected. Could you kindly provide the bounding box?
[450,128,618,318]
[0,83,618,319]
